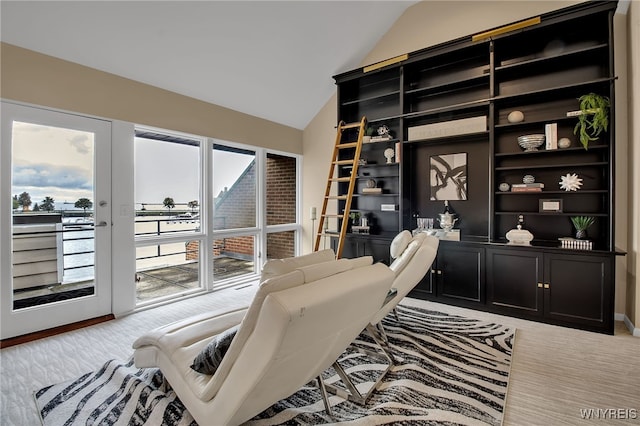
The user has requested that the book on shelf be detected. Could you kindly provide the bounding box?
[362,187,382,194]
[511,183,544,188]
[545,123,558,150]
[370,135,393,142]
[567,108,602,117]
[511,187,543,192]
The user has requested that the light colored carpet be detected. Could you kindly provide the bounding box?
[33,305,514,425]
[2,283,638,426]
[1,283,257,426]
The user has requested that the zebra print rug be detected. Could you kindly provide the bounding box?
[34,305,515,425]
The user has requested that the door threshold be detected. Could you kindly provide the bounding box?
[0,314,114,349]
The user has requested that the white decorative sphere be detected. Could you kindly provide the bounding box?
[507,110,524,123]
[558,137,572,149]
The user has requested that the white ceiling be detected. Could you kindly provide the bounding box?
[1,1,419,130]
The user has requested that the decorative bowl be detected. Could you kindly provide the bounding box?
[517,134,545,152]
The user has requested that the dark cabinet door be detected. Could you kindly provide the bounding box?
[412,269,435,297]
[544,253,612,332]
[437,244,484,303]
[486,248,544,317]
[361,237,392,265]
[334,235,391,265]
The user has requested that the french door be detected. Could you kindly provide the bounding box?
[1,102,112,339]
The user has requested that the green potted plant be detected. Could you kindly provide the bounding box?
[349,212,361,225]
[570,216,595,240]
[362,127,375,143]
[573,93,610,150]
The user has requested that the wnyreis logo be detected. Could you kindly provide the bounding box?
[579,408,638,420]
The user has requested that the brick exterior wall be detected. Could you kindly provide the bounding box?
[186,154,296,261]
[266,154,296,259]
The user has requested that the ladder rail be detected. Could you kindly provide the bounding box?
[314,116,367,258]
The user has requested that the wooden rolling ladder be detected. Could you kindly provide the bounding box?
[314,117,367,258]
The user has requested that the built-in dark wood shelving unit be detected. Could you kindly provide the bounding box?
[332,0,619,334]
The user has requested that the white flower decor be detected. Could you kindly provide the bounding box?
[559,173,583,191]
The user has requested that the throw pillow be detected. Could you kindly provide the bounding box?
[191,324,240,375]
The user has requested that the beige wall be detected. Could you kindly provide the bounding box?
[0,42,303,154]
[302,0,637,328]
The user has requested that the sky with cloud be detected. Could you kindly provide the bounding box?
[11,121,252,212]
[12,121,94,210]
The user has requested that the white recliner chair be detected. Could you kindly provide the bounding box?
[132,252,395,426]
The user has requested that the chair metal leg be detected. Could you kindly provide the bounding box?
[322,324,395,405]
[316,376,333,417]
[367,323,399,364]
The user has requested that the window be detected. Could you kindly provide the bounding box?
[134,127,301,303]
[134,129,203,304]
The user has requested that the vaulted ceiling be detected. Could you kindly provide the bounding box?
[1,1,419,130]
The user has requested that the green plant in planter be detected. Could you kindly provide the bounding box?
[570,216,595,240]
[365,127,375,137]
[573,93,610,150]
[349,212,361,225]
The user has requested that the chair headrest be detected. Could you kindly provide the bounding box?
[390,230,412,259]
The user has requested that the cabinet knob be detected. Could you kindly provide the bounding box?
[544,283,550,289]
[437,270,442,275]
[431,269,436,274]
[537,282,544,288]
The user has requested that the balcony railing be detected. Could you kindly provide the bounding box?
[12,213,253,307]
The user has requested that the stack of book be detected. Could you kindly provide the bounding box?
[511,183,544,192]
[370,135,393,142]
[362,187,382,194]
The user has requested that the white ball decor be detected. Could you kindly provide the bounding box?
[507,110,525,123]
[558,137,572,149]
[559,173,583,191]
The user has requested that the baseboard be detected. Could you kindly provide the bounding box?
[617,312,640,337]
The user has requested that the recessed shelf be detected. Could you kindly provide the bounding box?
[494,145,608,157]
[405,73,490,97]
[493,77,614,103]
[495,161,608,171]
[495,211,608,217]
[495,190,608,195]
[342,91,400,107]
[404,99,490,119]
[495,43,608,72]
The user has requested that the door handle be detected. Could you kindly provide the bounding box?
[95,221,108,227]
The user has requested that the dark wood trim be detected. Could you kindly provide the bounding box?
[0,314,115,349]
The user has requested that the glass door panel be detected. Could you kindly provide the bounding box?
[134,131,202,304]
[1,102,111,339]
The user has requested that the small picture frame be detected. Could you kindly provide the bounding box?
[539,198,563,213]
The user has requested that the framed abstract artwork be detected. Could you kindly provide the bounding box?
[430,153,467,201]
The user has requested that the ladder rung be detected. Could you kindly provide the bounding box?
[326,195,348,200]
[337,142,358,149]
[341,122,363,130]
[317,231,340,237]
[329,177,351,182]
[322,214,344,218]
[334,159,354,165]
